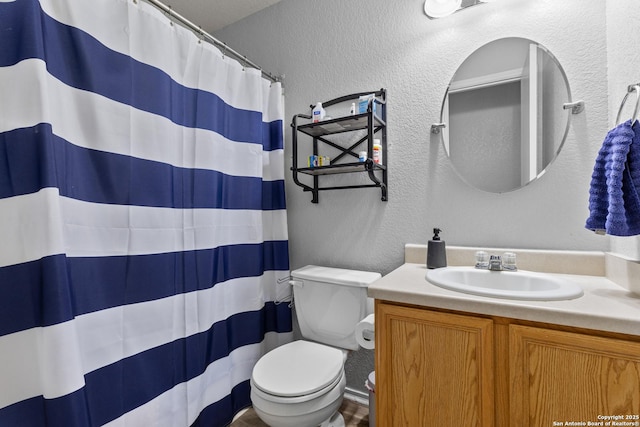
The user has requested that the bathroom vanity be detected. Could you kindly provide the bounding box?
[369,246,640,427]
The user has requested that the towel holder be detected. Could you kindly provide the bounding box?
[615,84,640,126]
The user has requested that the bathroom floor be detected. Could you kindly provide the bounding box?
[230,399,370,426]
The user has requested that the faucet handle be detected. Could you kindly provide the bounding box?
[475,251,489,268]
[502,252,517,271]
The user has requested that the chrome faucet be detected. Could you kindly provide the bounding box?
[475,251,517,271]
[488,255,503,271]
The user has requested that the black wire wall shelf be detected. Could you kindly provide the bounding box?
[291,89,388,203]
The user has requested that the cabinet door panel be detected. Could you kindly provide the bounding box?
[510,325,640,426]
[376,303,494,427]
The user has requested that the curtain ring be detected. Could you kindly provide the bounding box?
[616,85,640,126]
[242,56,247,71]
[197,26,203,44]
[221,43,227,59]
[167,6,174,26]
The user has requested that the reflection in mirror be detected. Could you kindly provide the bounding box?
[440,38,572,193]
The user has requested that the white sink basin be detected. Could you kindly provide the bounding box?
[425,267,583,301]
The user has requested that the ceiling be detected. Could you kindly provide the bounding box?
[163,0,283,33]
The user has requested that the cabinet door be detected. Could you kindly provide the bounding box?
[510,325,640,426]
[375,302,494,427]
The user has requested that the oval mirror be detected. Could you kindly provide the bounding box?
[440,38,572,193]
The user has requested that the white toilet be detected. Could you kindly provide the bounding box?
[250,265,380,427]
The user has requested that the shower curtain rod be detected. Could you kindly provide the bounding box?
[143,0,281,84]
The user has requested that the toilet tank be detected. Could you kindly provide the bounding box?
[290,265,380,351]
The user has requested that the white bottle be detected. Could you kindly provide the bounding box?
[312,102,325,123]
[373,139,383,165]
[350,102,356,115]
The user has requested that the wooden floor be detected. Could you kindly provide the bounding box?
[231,399,370,426]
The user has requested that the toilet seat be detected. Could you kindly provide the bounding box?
[250,370,344,405]
[252,340,344,400]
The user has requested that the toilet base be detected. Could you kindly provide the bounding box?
[250,364,347,427]
[251,395,344,427]
[320,411,345,427]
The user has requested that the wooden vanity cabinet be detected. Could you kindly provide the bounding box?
[510,324,640,426]
[375,300,640,427]
[375,302,495,427]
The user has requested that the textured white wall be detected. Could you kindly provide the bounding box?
[215,0,611,394]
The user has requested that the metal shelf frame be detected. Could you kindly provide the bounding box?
[291,89,388,203]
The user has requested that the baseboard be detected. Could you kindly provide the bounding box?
[344,386,370,407]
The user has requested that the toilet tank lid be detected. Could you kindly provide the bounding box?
[291,265,381,287]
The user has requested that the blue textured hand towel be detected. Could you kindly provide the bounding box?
[585,120,640,236]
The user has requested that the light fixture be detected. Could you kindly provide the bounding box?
[424,0,463,19]
[424,0,499,19]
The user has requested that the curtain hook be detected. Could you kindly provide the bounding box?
[242,56,247,72]
[168,6,174,26]
[197,25,203,44]
[221,43,227,59]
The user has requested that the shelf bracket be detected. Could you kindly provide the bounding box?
[379,183,388,201]
[365,161,388,201]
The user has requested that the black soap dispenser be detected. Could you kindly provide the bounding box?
[427,228,447,269]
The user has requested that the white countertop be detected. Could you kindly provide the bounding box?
[368,262,640,336]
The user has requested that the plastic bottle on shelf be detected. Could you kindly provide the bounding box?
[373,139,383,165]
[350,102,356,115]
[312,102,325,123]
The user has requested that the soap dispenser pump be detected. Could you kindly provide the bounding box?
[427,227,447,269]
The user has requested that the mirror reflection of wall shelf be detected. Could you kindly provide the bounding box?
[424,0,500,19]
[432,37,585,193]
[290,89,387,204]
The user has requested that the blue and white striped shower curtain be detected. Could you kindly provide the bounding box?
[0,0,293,425]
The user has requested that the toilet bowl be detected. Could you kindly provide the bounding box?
[250,340,347,427]
[250,265,381,427]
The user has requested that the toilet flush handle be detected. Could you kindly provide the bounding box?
[288,279,304,288]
